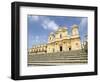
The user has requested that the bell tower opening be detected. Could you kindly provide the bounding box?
[72,24,79,36]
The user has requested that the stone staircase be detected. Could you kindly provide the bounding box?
[28,50,88,66]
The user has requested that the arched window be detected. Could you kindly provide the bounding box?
[76,43,78,45]
[60,34,62,38]
[49,37,51,40]
[55,43,57,45]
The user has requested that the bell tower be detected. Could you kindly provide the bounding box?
[47,32,55,53]
[72,24,79,36]
[71,24,81,50]
[48,32,55,43]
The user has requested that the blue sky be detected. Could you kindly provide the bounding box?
[28,15,88,48]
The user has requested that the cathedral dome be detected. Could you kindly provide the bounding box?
[50,32,54,35]
[57,26,67,32]
[72,24,78,29]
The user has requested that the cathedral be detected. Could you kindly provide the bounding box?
[29,24,82,54]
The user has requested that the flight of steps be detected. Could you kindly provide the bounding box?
[28,50,88,66]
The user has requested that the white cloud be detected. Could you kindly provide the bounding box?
[31,16,39,21]
[79,18,88,42]
[79,18,87,31]
[41,17,59,31]
[32,35,48,45]
[31,16,59,31]
[36,35,39,39]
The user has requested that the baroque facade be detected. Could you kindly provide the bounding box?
[29,24,81,54]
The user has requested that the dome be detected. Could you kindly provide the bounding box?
[50,32,54,35]
[72,24,78,29]
[57,26,67,32]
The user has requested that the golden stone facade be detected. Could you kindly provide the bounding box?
[29,24,81,54]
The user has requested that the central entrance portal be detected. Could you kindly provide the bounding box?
[69,47,71,51]
[60,46,62,52]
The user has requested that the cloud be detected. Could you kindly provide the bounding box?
[42,21,58,31]
[34,35,40,43]
[79,18,87,30]
[41,17,58,31]
[31,16,39,21]
[80,18,88,35]
[32,35,47,45]
[36,35,39,39]
[79,18,88,42]
[30,16,59,31]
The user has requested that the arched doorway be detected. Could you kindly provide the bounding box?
[60,46,62,52]
[69,48,71,51]
[68,46,71,51]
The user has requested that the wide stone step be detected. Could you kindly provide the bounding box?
[28,60,88,63]
[28,55,87,57]
[28,61,87,65]
[28,56,87,59]
[28,57,87,61]
[28,50,88,65]
[28,56,87,60]
[29,53,87,56]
